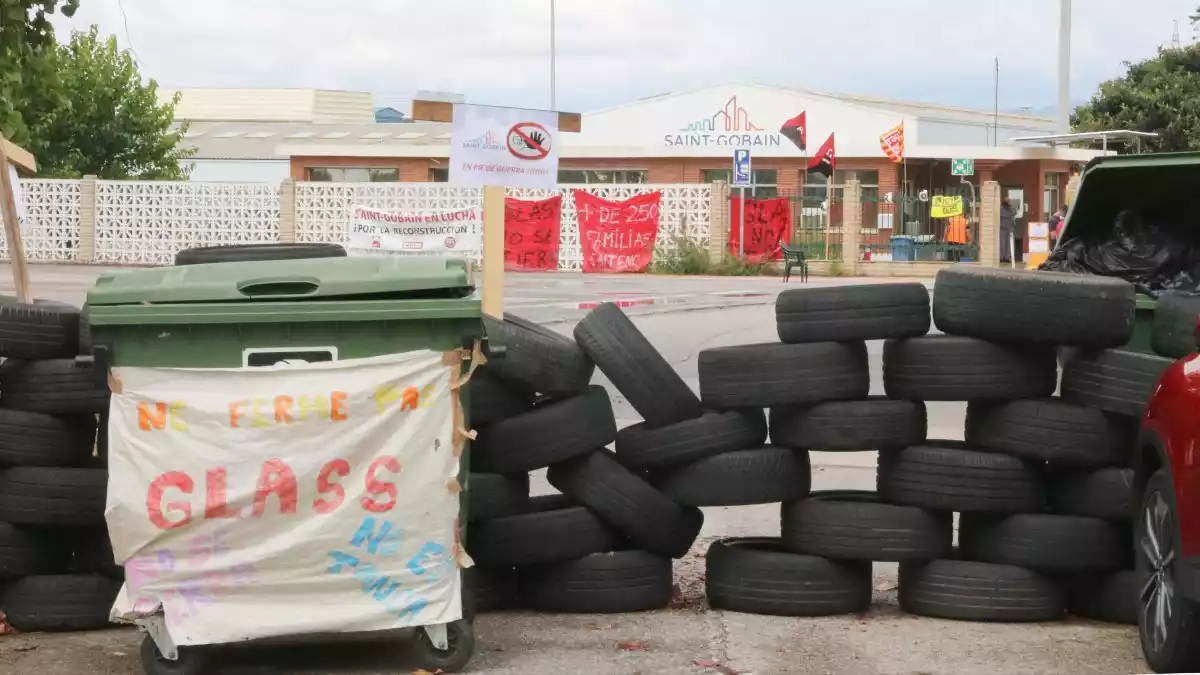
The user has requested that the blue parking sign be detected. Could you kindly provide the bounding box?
[732,149,751,186]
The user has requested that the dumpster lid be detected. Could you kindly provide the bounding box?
[1064,151,1200,241]
[87,256,475,306]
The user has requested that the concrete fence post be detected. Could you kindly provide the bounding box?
[708,180,729,265]
[841,180,862,274]
[979,180,1001,267]
[78,175,97,264]
[279,178,297,244]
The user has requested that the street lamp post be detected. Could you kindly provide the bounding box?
[550,0,557,109]
[1057,0,1072,134]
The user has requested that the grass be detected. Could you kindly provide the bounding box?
[649,238,778,276]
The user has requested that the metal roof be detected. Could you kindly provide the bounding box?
[177,121,452,160]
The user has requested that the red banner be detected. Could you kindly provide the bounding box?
[574,190,662,273]
[728,197,791,261]
[504,196,562,271]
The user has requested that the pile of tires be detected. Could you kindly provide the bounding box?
[464,309,701,614]
[892,266,1145,624]
[0,298,120,633]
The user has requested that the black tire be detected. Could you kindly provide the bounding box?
[898,558,1064,622]
[0,467,107,526]
[1067,570,1137,625]
[705,537,872,617]
[140,635,208,675]
[965,398,1134,468]
[174,243,346,265]
[770,397,926,451]
[0,409,97,467]
[699,342,869,409]
[573,303,703,428]
[615,409,767,471]
[463,566,517,613]
[466,504,620,567]
[876,442,1045,514]
[775,283,930,343]
[467,369,534,428]
[484,314,594,398]
[72,527,123,580]
[1152,292,1200,359]
[932,266,1135,347]
[1049,467,1135,522]
[411,619,474,673]
[1136,469,1200,672]
[0,573,119,631]
[466,473,529,522]
[548,450,703,559]
[654,446,811,507]
[472,386,616,474]
[0,523,68,578]
[883,336,1057,401]
[518,550,673,613]
[959,513,1126,573]
[1061,349,1174,418]
[780,490,952,562]
[0,299,82,360]
[0,358,110,414]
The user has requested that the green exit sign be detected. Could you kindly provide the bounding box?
[951,158,975,176]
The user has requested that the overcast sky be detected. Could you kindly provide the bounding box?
[49,0,1200,114]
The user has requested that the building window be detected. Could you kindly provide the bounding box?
[557,169,648,184]
[306,167,399,182]
[702,169,778,197]
[1043,171,1062,214]
[429,168,449,182]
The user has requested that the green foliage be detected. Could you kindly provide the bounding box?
[1072,42,1200,152]
[649,237,776,276]
[0,0,78,144]
[22,26,192,178]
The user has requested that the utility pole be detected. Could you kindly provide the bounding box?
[1057,0,1072,134]
[550,0,557,109]
[993,58,999,146]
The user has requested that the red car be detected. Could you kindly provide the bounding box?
[1136,319,1200,672]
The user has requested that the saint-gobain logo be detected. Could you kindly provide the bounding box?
[461,130,503,151]
[665,95,782,148]
[371,239,381,248]
[444,236,458,249]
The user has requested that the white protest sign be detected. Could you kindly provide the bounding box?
[346,204,482,255]
[450,103,558,188]
[105,350,464,646]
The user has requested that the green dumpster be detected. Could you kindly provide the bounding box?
[86,256,483,674]
[1057,151,1200,355]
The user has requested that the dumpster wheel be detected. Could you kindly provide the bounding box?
[413,619,475,673]
[139,634,207,675]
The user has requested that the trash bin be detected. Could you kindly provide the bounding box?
[889,236,916,262]
[86,256,483,674]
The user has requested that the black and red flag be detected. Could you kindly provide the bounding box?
[806,133,835,177]
[780,111,807,152]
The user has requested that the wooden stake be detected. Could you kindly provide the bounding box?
[824,178,832,260]
[0,136,33,303]
[481,185,505,319]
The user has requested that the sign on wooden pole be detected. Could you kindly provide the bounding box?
[411,100,581,320]
[0,135,36,303]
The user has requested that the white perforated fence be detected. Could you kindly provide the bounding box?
[8,180,712,270]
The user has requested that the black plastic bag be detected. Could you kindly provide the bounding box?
[1040,209,1199,296]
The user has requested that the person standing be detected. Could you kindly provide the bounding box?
[999,198,1016,263]
[1048,205,1067,243]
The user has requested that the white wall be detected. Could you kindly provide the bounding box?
[185,159,291,183]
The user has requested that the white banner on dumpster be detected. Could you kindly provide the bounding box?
[347,204,482,255]
[105,350,465,646]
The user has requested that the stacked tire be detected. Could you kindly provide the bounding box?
[464,310,700,614]
[882,266,1143,624]
[699,284,931,616]
[0,299,120,632]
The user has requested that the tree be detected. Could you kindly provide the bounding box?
[1071,43,1200,153]
[0,0,78,144]
[23,26,193,179]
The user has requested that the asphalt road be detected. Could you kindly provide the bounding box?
[0,264,1145,675]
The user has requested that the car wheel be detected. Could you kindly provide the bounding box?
[1137,469,1200,672]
